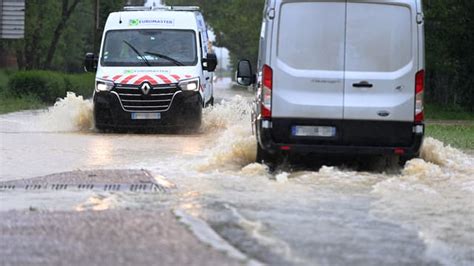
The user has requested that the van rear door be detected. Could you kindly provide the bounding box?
[343,0,418,122]
[271,1,346,119]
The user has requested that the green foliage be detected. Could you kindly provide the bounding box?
[167,0,265,72]
[0,69,14,91]
[7,71,94,103]
[2,0,472,112]
[167,0,474,111]
[426,124,474,150]
[9,0,128,72]
[64,73,95,98]
[425,104,474,121]
[0,94,45,114]
[8,71,67,103]
[424,0,474,111]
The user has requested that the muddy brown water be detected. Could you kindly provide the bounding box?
[1,79,473,265]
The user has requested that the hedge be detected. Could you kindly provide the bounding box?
[7,71,95,103]
[64,73,96,99]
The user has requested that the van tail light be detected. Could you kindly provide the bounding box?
[261,64,273,119]
[415,70,425,122]
[394,148,406,156]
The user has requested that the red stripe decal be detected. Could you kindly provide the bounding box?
[134,75,158,85]
[112,75,122,81]
[185,75,192,78]
[103,76,109,79]
[157,75,172,84]
[121,75,137,84]
[171,74,181,82]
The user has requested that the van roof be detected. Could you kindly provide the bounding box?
[123,6,200,12]
[104,10,199,31]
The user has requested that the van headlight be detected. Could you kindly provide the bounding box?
[178,77,200,91]
[95,79,114,92]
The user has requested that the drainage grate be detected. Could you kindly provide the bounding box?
[0,169,173,193]
[0,182,167,192]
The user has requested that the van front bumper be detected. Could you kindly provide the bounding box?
[257,118,424,157]
[93,91,201,129]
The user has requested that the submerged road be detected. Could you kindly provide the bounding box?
[1,79,473,266]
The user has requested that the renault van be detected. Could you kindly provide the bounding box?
[237,0,425,165]
[85,6,217,131]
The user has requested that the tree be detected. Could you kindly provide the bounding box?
[167,0,265,72]
[167,0,473,110]
[12,0,127,72]
[43,0,82,69]
[424,0,474,110]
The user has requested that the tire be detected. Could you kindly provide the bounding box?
[205,96,214,107]
[370,155,400,172]
[256,144,279,169]
[399,154,417,167]
[94,112,111,132]
[187,104,202,132]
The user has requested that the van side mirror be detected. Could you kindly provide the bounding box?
[84,53,98,72]
[236,60,254,86]
[203,53,218,72]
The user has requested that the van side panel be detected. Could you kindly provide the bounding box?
[417,0,425,72]
[271,1,346,119]
[343,0,418,122]
[195,12,212,103]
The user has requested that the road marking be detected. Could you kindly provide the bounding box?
[174,209,263,266]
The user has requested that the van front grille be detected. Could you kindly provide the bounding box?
[113,84,180,112]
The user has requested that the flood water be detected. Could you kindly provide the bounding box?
[0,79,473,265]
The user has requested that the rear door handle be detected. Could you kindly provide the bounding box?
[353,81,373,88]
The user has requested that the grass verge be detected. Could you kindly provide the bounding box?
[425,124,474,150]
[0,69,94,114]
[0,94,46,114]
[425,103,474,120]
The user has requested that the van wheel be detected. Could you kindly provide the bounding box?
[95,123,112,133]
[94,113,111,132]
[206,96,214,107]
[256,144,278,168]
[399,154,417,167]
[188,104,202,132]
[370,155,400,173]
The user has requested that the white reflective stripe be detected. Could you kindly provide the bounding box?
[108,74,192,85]
[127,75,144,85]
[114,75,131,84]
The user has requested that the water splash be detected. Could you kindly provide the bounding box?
[35,92,94,132]
[197,94,474,264]
[371,138,474,266]
[240,163,269,177]
[202,95,253,132]
[199,96,257,171]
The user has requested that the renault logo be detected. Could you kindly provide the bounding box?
[140,82,152,95]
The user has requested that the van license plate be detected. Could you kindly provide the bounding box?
[131,113,161,120]
[292,126,336,137]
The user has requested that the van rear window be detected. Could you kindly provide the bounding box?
[101,30,197,67]
[345,3,412,72]
[277,2,346,71]
[277,2,413,73]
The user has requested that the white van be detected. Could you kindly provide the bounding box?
[85,6,217,131]
[237,0,425,165]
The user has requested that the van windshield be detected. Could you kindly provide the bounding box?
[101,29,197,67]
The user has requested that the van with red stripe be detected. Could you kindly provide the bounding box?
[84,5,217,131]
[237,0,425,166]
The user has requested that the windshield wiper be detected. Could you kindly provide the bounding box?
[123,40,151,66]
[144,51,185,66]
